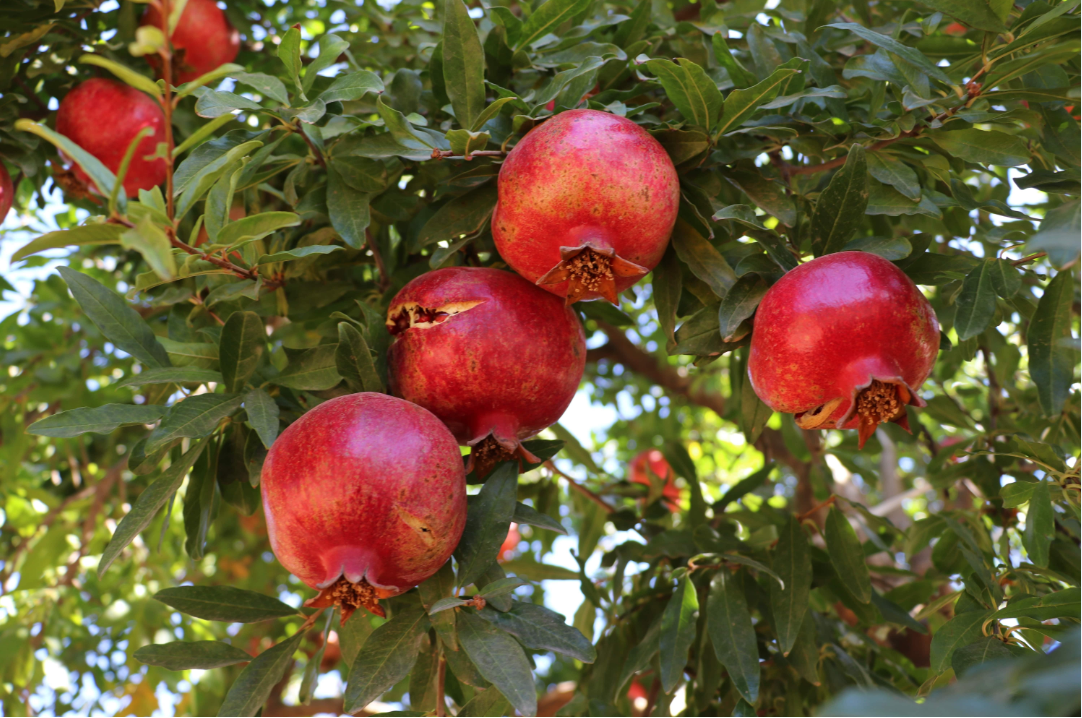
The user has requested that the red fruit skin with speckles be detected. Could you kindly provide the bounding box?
[0,162,12,222]
[141,0,240,84]
[387,267,586,446]
[748,251,940,429]
[492,109,680,300]
[56,78,167,197]
[261,393,466,595]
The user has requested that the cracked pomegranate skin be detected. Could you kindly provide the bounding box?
[0,162,12,222]
[492,109,680,300]
[141,0,240,84]
[387,267,586,448]
[748,251,939,430]
[260,393,466,597]
[56,78,167,196]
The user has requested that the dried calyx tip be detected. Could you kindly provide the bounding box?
[305,576,386,623]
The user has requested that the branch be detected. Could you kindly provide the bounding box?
[544,461,615,514]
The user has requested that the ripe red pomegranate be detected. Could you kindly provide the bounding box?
[497,522,520,562]
[0,161,12,222]
[141,0,240,84]
[748,251,939,449]
[629,449,680,512]
[387,267,586,476]
[56,78,167,196]
[492,109,680,305]
[261,393,466,621]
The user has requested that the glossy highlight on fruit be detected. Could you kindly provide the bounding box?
[492,109,680,305]
[261,393,466,621]
[629,449,680,512]
[0,161,12,223]
[387,267,586,477]
[141,0,240,84]
[748,251,940,449]
[55,78,167,196]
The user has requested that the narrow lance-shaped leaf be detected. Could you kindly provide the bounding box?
[1027,271,1075,416]
[707,568,760,704]
[146,394,244,453]
[153,585,298,622]
[218,631,305,717]
[134,641,253,671]
[770,514,812,655]
[954,261,997,341]
[514,0,588,51]
[714,66,800,137]
[16,119,125,207]
[646,58,723,131]
[336,322,384,393]
[659,574,700,692]
[455,462,518,588]
[442,0,486,130]
[717,274,768,341]
[220,311,265,393]
[457,610,538,717]
[477,601,595,663]
[244,388,279,449]
[326,165,372,250]
[27,404,166,438]
[824,507,872,603]
[1023,480,1054,568]
[343,607,430,713]
[810,144,869,257]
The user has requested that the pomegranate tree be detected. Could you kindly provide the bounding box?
[55,78,167,196]
[387,267,586,476]
[140,0,240,84]
[492,109,680,305]
[629,449,680,512]
[748,251,939,449]
[261,393,466,621]
[0,162,12,222]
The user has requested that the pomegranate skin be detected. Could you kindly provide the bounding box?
[387,267,585,472]
[261,393,466,618]
[492,109,680,304]
[0,162,12,222]
[56,79,167,196]
[629,449,680,512]
[748,251,939,447]
[141,0,240,84]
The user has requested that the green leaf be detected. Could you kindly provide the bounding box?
[842,235,912,261]
[707,569,760,704]
[27,404,166,438]
[931,129,1031,167]
[120,214,176,281]
[78,53,161,98]
[319,70,385,103]
[133,641,252,671]
[866,153,921,201]
[989,259,1022,299]
[173,133,263,197]
[992,588,1081,621]
[180,441,213,558]
[825,507,871,604]
[954,260,997,341]
[234,72,290,105]
[715,464,773,513]
[514,0,588,50]
[217,212,301,248]
[428,597,469,614]
[660,575,700,693]
[457,611,538,717]
[477,602,595,663]
[256,245,344,265]
[244,388,279,449]
[117,367,222,387]
[419,563,458,648]
[16,119,123,206]
[1027,200,1080,269]
[278,26,305,100]
[442,0,486,129]
[870,591,928,634]
[336,322,384,393]
[327,166,372,250]
[98,436,211,577]
[712,33,756,88]
[810,144,869,256]
[928,609,993,674]
[455,462,518,588]
[913,0,1007,32]
[671,219,736,299]
[275,345,342,391]
[303,34,349,93]
[218,632,305,717]
[770,515,812,655]
[194,88,265,118]
[723,169,798,227]
[343,608,429,713]
[12,223,126,262]
[714,66,800,137]
[478,577,529,600]
[458,688,513,717]
[153,586,298,623]
[1023,481,1054,568]
[331,156,388,193]
[497,560,579,581]
[415,184,498,250]
[1027,271,1075,415]
[512,502,567,535]
[786,613,821,685]
[57,267,171,368]
[645,58,723,131]
[652,245,682,348]
[717,274,768,341]
[739,356,773,443]
[825,24,953,84]
[950,636,1013,678]
[220,312,265,393]
[146,394,244,453]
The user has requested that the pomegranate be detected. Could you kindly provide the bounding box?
[492,109,680,305]
[497,522,520,562]
[141,0,240,84]
[629,450,680,512]
[748,251,939,449]
[261,393,466,621]
[387,267,586,477]
[55,78,167,196]
[0,161,12,222]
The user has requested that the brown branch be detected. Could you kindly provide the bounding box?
[297,123,327,169]
[1011,252,1046,266]
[544,461,615,514]
[430,149,508,160]
[435,653,447,718]
[158,0,177,220]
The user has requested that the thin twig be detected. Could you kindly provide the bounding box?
[797,494,836,522]
[435,652,447,717]
[544,461,614,514]
[430,149,508,160]
[1011,252,1046,266]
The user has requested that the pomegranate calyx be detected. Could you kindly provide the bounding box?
[467,434,542,478]
[845,379,923,449]
[795,398,845,430]
[387,300,484,335]
[304,576,387,624]
[536,244,648,306]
